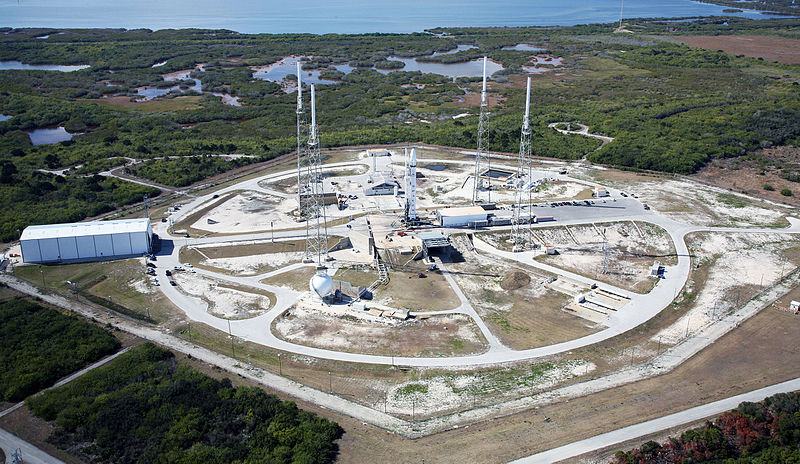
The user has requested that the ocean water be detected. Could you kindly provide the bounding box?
[0,0,781,34]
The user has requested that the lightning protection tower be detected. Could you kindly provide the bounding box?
[511,77,533,252]
[472,56,491,205]
[299,84,329,263]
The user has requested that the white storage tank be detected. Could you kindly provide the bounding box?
[310,266,334,301]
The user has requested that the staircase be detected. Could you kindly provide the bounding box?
[354,255,389,302]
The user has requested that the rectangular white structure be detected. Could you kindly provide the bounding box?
[20,218,153,264]
[436,206,489,227]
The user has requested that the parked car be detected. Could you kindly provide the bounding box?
[169,280,176,286]
[165,270,172,276]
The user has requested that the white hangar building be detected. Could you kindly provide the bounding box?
[436,206,489,227]
[20,218,154,264]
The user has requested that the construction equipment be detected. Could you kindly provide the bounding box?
[772,301,800,315]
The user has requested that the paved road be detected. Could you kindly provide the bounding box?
[510,377,800,464]
[0,428,65,464]
[144,151,800,368]
[0,347,132,464]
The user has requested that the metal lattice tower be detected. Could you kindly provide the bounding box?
[296,61,307,211]
[511,77,533,252]
[472,56,491,205]
[299,84,329,263]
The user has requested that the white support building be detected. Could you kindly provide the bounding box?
[436,206,489,227]
[364,172,400,196]
[20,218,153,264]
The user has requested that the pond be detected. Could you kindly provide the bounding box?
[0,114,12,122]
[0,61,90,72]
[378,56,504,78]
[430,44,477,56]
[135,85,182,100]
[254,50,503,89]
[132,69,241,106]
[252,56,350,87]
[502,44,545,52]
[26,127,79,145]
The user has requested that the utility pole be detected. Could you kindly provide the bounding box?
[228,319,234,358]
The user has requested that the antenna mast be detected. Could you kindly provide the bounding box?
[619,0,624,28]
[512,77,533,252]
[300,84,329,263]
[472,56,491,204]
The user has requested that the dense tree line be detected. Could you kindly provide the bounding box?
[26,343,344,464]
[0,298,121,402]
[613,391,800,463]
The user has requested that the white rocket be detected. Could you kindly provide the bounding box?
[405,148,417,221]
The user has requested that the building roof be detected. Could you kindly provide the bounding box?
[368,172,398,187]
[21,218,151,241]
[418,231,450,248]
[437,206,487,217]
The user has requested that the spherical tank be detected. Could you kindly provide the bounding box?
[310,267,333,299]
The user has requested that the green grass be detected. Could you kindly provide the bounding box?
[717,193,751,209]
[395,383,429,397]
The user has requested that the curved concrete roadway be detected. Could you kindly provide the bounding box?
[151,151,800,368]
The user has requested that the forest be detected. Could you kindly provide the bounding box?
[26,343,344,464]
[0,297,121,402]
[613,390,800,463]
[0,17,799,239]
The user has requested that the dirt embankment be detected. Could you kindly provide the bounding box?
[675,35,800,64]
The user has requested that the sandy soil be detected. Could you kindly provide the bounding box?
[654,232,800,344]
[675,35,800,64]
[172,272,272,319]
[387,359,594,417]
[273,299,487,357]
[447,235,601,348]
[695,146,800,207]
[191,191,287,233]
[189,240,306,276]
[481,222,674,293]
[579,166,791,227]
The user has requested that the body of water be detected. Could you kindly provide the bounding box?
[27,127,78,145]
[0,0,783,34]
[0,114,12,122]
[131,68,241,105]
[0,61,89,72]
[378,56,504,78]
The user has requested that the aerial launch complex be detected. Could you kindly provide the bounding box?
[9,45,800,452]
